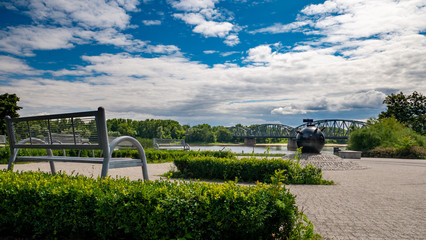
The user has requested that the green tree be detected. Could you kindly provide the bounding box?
[216,127,233,143]
[0,93,23,135]
[185,124,216,143]
[378,91,425,135]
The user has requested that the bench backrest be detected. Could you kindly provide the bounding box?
[6,107,109,153]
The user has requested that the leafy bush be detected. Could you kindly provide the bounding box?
[173,155,332,185]
[0,170,320,240]
[348,117,426,155]
[363,146,425,159]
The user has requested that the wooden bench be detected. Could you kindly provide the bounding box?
[5,107,149,180]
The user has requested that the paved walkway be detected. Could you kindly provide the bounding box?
[287,158,426,240]
[1,157,425,239]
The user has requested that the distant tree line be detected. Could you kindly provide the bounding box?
[106,119,241,143]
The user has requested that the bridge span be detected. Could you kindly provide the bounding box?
[229,119,365,144]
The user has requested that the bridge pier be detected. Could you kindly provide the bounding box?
[287,138,298,151]
[244,137,256,146]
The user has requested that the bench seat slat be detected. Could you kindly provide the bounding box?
[16,156,138,165]
[109,159,143,169]
[16,156,105,164]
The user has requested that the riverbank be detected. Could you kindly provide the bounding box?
[189,143,347,155]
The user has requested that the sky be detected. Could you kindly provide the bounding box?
[0,0,425,127]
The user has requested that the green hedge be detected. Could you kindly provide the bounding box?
[112,149,235,163]
[0,147,235,164]
[0,170,319,240]
[174,156,332,185]
[363,146,426,159]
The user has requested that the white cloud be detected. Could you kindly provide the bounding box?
[221,51,239,57]
[0,26,78,56]
[339,90,386,110]
[250,21,312,34]
[145,44,180,54]
[245,44,273,64]
[0,26,177,56]
[142,20,161,25]
[172,0,219,12]
[21,0,137,30]
[271,106,307,115]
[271,91,386,116]
[173,12,205,25]
[0,0,151,56]
[193,21,234,37]
[224,34,240,46]
[0,56,35,75]
[252,0,426,47]
[174,12,236,38]
[2,43,423,125]
[172,0,240,46]
[77,29,147,51]
[203,50,218,54]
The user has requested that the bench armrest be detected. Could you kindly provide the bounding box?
[108,136,149,181]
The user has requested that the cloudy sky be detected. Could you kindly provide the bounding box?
[0,0,425,127]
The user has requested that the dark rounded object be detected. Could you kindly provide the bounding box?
[296,126,325,153]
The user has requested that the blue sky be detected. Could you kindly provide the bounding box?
[0,0,425,127]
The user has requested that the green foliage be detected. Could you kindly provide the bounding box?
[0,93,23,135]
[347,127,382,151]
[215,126,234,143]
[106,118,241,144]
[0,170,320,240]
[348,117,426,158]
[135,137,154,149]
[348,117,426,151]
[173,154,333,185]
[113,149,235,163]
[185,124,216,143]
[0,146,10,164]
[107,118,186,140]
[363,146,425,159]
[0,147,235,164]
[378,91,425,135]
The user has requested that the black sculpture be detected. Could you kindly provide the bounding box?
[296,119,325,153]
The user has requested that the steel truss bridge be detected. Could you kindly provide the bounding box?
[229,119,366,139]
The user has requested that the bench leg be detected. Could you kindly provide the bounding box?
[7,149,18,171]
[49,161,56,175]
[141,158,149,181]
[101,156,111,178]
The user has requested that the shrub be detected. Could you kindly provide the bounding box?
[0,147,235,164]
[348,128,381,151]
[0,170,319,240]
[349,117,426,152]
[173,155,332,185]
[364,146,425,159]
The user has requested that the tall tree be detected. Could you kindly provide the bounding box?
[0,93,23,135]
[378,91,425,135]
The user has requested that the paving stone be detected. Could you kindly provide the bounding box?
[287,157,426,239]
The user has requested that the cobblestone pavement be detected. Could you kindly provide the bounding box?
[2,158,425,239]
[287,158,426,240]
